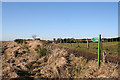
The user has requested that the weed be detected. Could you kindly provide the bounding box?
[35,45,47,58]
[76,67,82,73]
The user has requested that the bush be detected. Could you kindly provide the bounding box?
[39,48,47,58]
[26,39,32,41]
[14,39,24,44]
[35,38,40,40]
[24,41,28,44]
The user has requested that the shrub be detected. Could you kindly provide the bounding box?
[26,39,32,41]
[39,48,47,58]
[35,38,40,40]
[37,45,41,48]
[14,39,24,44]
[76,67,82,73]
[35,45,47,58]
[24,41,28,44]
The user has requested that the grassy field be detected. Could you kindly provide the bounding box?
[52,42,119,57]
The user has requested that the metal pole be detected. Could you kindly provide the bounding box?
[98,34,101,69]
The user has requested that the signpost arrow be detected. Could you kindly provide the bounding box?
[91,37,99,42]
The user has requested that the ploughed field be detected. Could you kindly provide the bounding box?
[1,40,119,79]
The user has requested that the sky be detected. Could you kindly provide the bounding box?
[1,0,120,2]
[2,2,118,41]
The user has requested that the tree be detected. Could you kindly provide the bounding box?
[57,38,60,43]
[53,38,56,41]
[53,38,56,43]
[64,38,67,43]
[32,35,37,40]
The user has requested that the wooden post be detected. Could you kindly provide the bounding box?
[101,39,102,50]
[71,43,72,46]
[87,39,89,48]
[103,51,106,63]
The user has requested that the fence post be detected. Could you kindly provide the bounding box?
[98,34,101,69]
[87,39,89,48]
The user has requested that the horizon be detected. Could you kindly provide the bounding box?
[2,2,118,41]
[1,36,120,41]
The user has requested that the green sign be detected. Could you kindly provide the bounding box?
[91,37,99,42]
[92,35,101,69]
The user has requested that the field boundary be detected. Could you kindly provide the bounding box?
[50,44,120,64]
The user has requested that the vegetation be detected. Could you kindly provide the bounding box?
[35,45,47,58]
[53,38,88,43]
[35,38,40,40]
[14,39,24,44]
[53,37,120,43]
[52,42,119,57]
[32,35,37,40]
[2,40,119,78]
[14,39,28,45]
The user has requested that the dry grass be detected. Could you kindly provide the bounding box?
[1,40,119,79]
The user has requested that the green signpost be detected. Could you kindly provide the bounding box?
[91,34,101,69]
[98,34,101,69]
[91,37,99,42]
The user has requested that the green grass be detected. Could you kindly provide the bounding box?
[52,42,119,57]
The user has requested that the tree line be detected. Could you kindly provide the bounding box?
[53,37,120,43]
[53,38,88,43]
